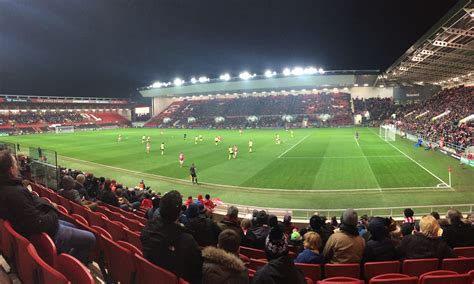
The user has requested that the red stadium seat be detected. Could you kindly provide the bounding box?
[368,273,417,284]
[4,220,36,284]
[101,235,136,284]
[103,219,127,241]
[27,244,69,284]
[71,214,89,226]
[248,258,268,271]
[86,210,107,227]
[295,263,322,283]
[57,195,73,212]
[56,205,69,215]
[441,257,474,273]
[70,202,91,218]
[134,253,179,284]
[0,219,13,264]
[117,240,143,256]
[324,263,360,279]
[419,270,468,284]
[56,253,95,284]
[401,258,439,277]
[317,276,364,283]
[454,247,474,258]
[124,227,143,251]
[240,246,267,259]
[121,218,144,232]
[468,270,474,283]
[364,261,401,280]
[29,232,57,268]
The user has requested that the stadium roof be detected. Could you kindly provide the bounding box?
[382,0,473,87]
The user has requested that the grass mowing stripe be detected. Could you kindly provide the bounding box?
[277,133,311,158]
[354,134,382,192]
[368,128,451,188]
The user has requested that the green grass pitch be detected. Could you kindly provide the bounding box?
[3,127,473,212]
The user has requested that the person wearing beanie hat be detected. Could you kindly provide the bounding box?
[243,210,270,249]
[252,227,306,284]
[362,217,398,262]
[323,209,365,264]
[300,214,334,251]
[283,213,297,236]
[294,231,324,265]
[141,190,203,283]
[185,202,222,247]
[397,215,455,260]
[218,206,244,238]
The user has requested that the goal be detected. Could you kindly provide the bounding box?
[55,125,74,134]
[379,125,396,141]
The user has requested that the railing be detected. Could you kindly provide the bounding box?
[215,202,474,221]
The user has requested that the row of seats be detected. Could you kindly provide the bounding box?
[317,270,474,283]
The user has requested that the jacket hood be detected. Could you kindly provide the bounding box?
[202,246,246,272]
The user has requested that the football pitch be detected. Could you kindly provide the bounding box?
[3,127,473,211]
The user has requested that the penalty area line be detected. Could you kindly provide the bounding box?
[277,134,311,158]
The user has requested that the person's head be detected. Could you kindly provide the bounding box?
[446,209,462,224]
[256,210,268,225]
[227,206,239,219]
[218,229,241,255]
[76,174,85,185]
[341,209,358,227]
[159,190,183,222]
[265,227,288,260]
[205,194,210,200]
[368,217,390,241]
[309,215,325,230]
[430,211,440,220]
[240,218,252,230]
[283,213,292,225]
[404,208,414,218]
[151,197,160,209]
[197,194,203,200]
[268,215,278,228]
[62,175,76,191]
[420,215,442,238]
[0,150,18,181]
[400,222,414,236]
[186,203,200,218]
[187,196,192,201]
[303,231,321,252]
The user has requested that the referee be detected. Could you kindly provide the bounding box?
[190,163,198,184]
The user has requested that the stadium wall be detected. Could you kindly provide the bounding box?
[152,97,175,116]
[349,87,393,99]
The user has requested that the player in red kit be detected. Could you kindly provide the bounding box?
[179,152,185,167]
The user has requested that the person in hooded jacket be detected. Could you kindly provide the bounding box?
[252,226,306,284]
[140,190,202,283]
[442,208,474,248]
[185,203,221,247]
[244,210,271,249]
[362,217,398,262]
[299,215,334,251]
[202,229,248,284]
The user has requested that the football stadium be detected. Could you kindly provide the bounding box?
[0,0,473,283]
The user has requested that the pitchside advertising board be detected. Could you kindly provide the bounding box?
[0,97,128,104]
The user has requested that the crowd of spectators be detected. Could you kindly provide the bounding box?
[0,111,84,127]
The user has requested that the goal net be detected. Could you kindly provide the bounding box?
[379,125,396,141]
[55,125,74,134]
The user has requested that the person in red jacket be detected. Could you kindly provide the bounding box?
[203,194,215,211]
[140,193,153,209]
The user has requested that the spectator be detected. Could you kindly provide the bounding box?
[185,195,194,207]
[58,175,97,210]
[252,226,306,284]
[140,193,153,210]
[300,215,334,250]
[202,230,248,284]
[430,211,441,220]
[294,231,324,264]
[442,209,474,248]
[179,205,188,225]
[362,217,398,262]
[218,206,244,238]
[240,217,252,236]
[74,174,89,200]
[203,194,215,211]
[0,151,95,264]
[289,229,303,247]
[282,213,297,236]
[323,209,366,264]
[397,215,455,260]
[141,190,202,283]
[146,196,160,220]
[330,216,339,229]
[244,210,270,249]
[99,180,119,207]
[185,203,222,247]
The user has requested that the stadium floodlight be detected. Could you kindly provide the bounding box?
[354,84,359,87]
[264,70,276,78]
[282,68,291,76]
[219,73,231,81]
[291,67,304,76]
[239,71,253,80]
[190,77,197,84]
[363,83,369,87]
[173,78,184,86]
[152,81,163,88]
[304,67,318,75]
[198,76,210,83]
[318,68,325,74]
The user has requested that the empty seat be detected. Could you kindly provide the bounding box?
[71,214,89,226]
[103,219,127,241]
[134,253,179,284]
[56,253,95,284]
[27,244,69,284]
[0,219,13,264]
[402,258,439,277]
[4,220,36,284]
[101,235,136,284]
[248,258,268,271]
[117,240,143,256]
[240,246,267,259]
[295,263,322,283]
[86,210,106,227]
[124,227,143,251]
[324,263,360,279]
[368,273,417,284]
[441,257,474,273]
[453,247,474,257]
[419,270,468,284]
[317,276,364,283]
[29,232,57,268]
[364,261,400,280]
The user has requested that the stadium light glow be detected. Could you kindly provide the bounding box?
[264,70,276,78]
[239,71,253,80]
[318,68,325,74]
[198,76,210,83]
[152,82,163,88]
[379,85,385,88]
[173,78,184,86]
[219,73,231,81]
[354,84,359,87]
[190,77,197,84]
[363,83,369,87]
[291,67,304,76]
[303,67,318,75]
[282,68,291,76]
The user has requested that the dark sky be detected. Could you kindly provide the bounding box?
[0,0,457,98]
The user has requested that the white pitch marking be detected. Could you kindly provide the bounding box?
[277,134,311,158]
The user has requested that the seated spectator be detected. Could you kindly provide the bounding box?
[141,190,202,283]
[300,215,334,251]
[203,194,215,211]
[146,196,160,220]
[330,216,339,229]
[0,151,96,264]
[185,203,222,247]
[323,209,366,263]
[282,213,297,236]
[98,180,119,207]
[240,217,252,236]
[362,217,398,262]
[252,226,306,284]
[58,175,97,210]
[116,187,140,211]
[202,230,248,284]
[294,231,324,264]
[442,209,474,248]
[179,205,188,225]
[185,195,194,207]
[140,193,153,209]
[289,229,303,247]
[397,215,455,260]
[430,211,441,220]
[244,210,270,249]
[218,206,244,237]
[74,174,89,200]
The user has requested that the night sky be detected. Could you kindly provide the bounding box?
[0,0,457,98]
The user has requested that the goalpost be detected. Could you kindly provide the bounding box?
[379,124,396,141]
[54,125,74,134]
